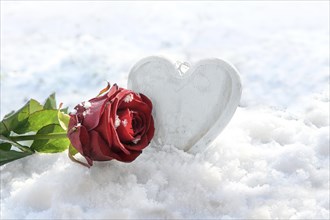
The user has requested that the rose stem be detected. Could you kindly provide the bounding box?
[10,133,68,142]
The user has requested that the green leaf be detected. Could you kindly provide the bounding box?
[43,93,57,110]
[4,110,15,119]
[31,124,69,153]
[0,123,8,136]
[0,134,19,146]
[15,110,59,134]
[69,144,78,156]
[0,134,34,153]
[0,99,43,136]
[58,110,70,131]
[0,149,33,166]
[0,143,11,151]
[61,107,69,114]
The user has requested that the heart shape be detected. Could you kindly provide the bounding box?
[128,56,242,152]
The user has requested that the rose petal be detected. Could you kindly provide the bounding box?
[68,117,86,154]
[106,84,120,99]
[114,149,142,162]
[67,121,93,166]
[146,115,155,141]
[123,135,149,151]
[116,109,135,143]
[119,97,152,118]
[140,93,153,110]
[94,103,112,146]
[88,131,134,162]
[113,90,149,116]
[109,98,131,155]
[108,86,131,103]
[89,131,115,161]
[73,104,85,115]
[67,127,83,155]
[132,112,147,136]
[114,89,133,101]
[82,95,108,131]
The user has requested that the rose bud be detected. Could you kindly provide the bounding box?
[67,83,155,167]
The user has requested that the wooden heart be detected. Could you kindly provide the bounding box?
[128,56,242,152]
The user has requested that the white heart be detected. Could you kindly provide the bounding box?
[128,56,242,152]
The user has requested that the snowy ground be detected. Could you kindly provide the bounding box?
[1,1,329,219]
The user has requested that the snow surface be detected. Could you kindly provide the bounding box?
[1,1,329,219]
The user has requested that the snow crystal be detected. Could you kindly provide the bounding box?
[122,119,128,127]
[132,137,140,144]
[124,94,133,103]
[82,109,90,117]
[83,101,92,109]
[115,115,121,128]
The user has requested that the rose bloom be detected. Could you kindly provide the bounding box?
[67,84,154,166]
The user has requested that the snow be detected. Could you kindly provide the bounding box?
[82,101,92,109]
[1,1,329,219]
[115,115,121,129]
[124,94,134,103]
[122,119,128,128]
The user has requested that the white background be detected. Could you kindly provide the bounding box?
[1,1,329,219]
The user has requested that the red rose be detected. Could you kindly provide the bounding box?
[67,83,154,167]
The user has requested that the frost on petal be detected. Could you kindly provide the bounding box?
[132,137,141,144]
[124,94,134,103]
[115,115,121,128]
[83,109,91,117]
[83,101,92,108]
[122,119,128,127]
